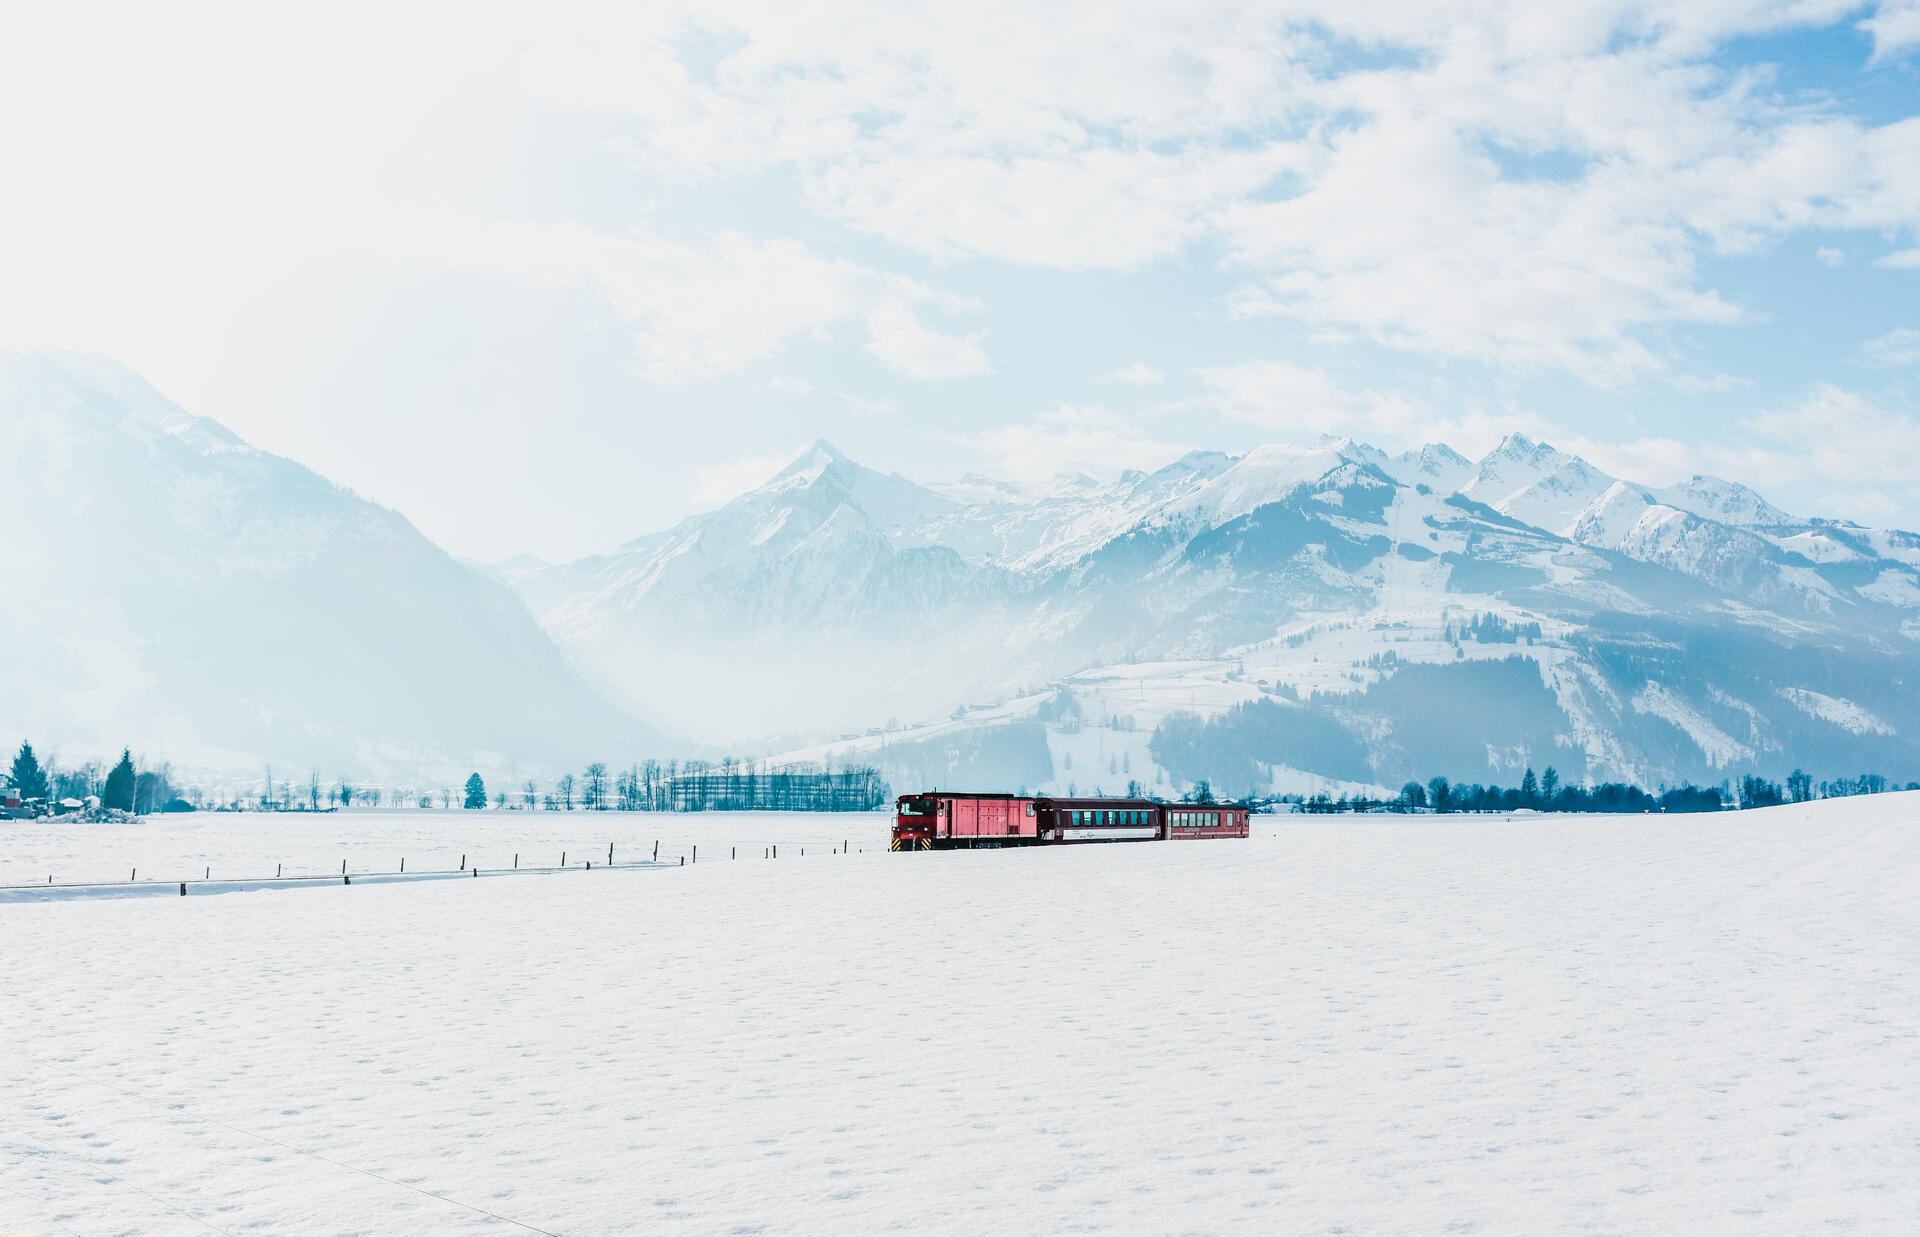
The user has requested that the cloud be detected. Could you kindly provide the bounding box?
[1192,359,1543,456]
[1861,0,1920,62]
[1816,247,1847,267]
[953,405,1190,489]
[1747,385,1920,490]
[756,375,814,395]
[1108,362,1165,386]
[842,393,898,415]
[515,2,1920,386]
[1668,372,1747,394]
[395,216,986,384]
[1880,248,1920,269]
[1861,328,1920,367]
[862,303,991,379]
[690,446,807,506]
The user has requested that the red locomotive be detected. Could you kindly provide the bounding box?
[891,792,1250,850]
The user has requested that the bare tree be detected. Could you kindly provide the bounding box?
[557,773,575,810]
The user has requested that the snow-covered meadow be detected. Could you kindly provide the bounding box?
[4,796,1917,1233]
[0,809,891,890]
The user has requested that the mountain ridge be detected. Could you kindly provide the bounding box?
[513,431,1920,792]
[0,351,663,779]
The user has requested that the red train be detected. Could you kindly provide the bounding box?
[891,792,1250,850]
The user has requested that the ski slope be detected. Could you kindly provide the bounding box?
[4,796,1917,1233]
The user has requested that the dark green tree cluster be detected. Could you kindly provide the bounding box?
[9,741,50,802]
[102,749,136,812]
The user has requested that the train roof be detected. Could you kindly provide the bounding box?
[897,791,1038,801]
[897,790,1245,809]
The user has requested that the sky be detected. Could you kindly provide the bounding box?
[3,0,1918,562]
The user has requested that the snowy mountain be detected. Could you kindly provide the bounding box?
[518,433,1920,794]
[0,352,658,778]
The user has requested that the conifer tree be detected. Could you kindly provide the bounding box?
[1520,767,1540,807]
[103,749,136,811]
[463,773,487,810]
[10,740,49,802]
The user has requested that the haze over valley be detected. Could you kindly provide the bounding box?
[11,350,1920,800]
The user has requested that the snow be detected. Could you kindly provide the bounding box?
[1172,441,1357,524]
[1651,476,1792,527]
[1631,682,1754,767]
[0,809,892,889]
[1776,688,1896,737]
[5,796,1918,1233]
[1857,567,1920,608]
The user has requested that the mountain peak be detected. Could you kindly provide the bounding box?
[771,439,851,484]
[1484,432,1567,466]
[1653,474,1794,527]
[749,437,956,530]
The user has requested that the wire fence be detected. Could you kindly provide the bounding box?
[0,835,886,902]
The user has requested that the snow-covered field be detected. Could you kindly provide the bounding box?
[4,795,1917,1233]
[0,809,891,889]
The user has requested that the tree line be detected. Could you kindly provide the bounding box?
[5,741,888,817]
[3,742,186,815]
[459,759,888,813]
[1278,764,1918,814]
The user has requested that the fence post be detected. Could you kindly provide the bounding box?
[461,854,466,870]
[653,840,658,862]
[514,853,518,869]
[205,867,209,880]
[400,858,404,873]
[608,843,614,865]
[344,874,350,885]
[131,868,135,882]
[561,851,566,867]
[773,845,777,859]
[693,846,696,864]
[180,882,186,896]
[277,863,281,878]
[732,847,736,860]
[680,856,684,866]
[342,860,347,875]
